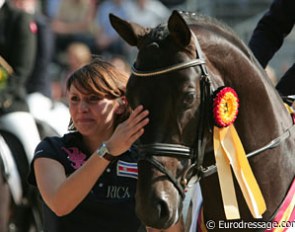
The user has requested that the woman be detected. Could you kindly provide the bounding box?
[28,57,149,231]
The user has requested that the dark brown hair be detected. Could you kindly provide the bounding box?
[67,57,131,131]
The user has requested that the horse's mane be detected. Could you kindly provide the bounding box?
[179,11,252,59]
[181,12,236,36]
[146,11,254,66]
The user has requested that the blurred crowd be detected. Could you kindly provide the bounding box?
[8,0,183,104]
[3,0,292,124]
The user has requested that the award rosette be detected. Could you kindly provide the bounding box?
[212,87,266,220]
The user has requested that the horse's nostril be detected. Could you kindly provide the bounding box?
[157,199,169,220]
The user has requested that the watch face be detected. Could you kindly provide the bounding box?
[98,144,108,156]
[96,144,115,161]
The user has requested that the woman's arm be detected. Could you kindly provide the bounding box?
[34,153,109,216]
[34,105,149,216]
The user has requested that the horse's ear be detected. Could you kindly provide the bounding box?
[109,13,148,47]
[168,10,192,47]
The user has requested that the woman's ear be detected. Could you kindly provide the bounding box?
[115,96,128,114]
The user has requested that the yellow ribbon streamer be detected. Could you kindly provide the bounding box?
[214,126,240,219]
[213,125,266,220]
[284,103,294,114]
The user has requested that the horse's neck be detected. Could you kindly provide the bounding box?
[201,47,295,223]
[208,44,290,127]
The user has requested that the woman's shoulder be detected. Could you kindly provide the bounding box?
[39,131,80,144]
[34,132,80,158]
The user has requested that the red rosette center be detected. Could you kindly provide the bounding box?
[213,87,239,127]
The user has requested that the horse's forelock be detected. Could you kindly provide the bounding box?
[136,24,177,63]
[143,24,169,46]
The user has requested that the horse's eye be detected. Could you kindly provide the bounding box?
[183,92,196,107]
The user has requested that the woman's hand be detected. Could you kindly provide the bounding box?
[106,105,149,156]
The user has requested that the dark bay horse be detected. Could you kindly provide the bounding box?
[110,10,295,231]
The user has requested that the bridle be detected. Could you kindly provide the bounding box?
[131,34,295,199]
[131,34,212,198]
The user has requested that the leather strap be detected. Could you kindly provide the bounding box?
[101,153,116,162]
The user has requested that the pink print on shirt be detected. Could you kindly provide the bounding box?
[62,147,86,169]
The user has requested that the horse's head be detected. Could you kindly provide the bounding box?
[110,11,211,229]
[111,8,295,231]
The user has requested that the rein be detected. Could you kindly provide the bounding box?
[202,122,295,178]
[131,35,295,198]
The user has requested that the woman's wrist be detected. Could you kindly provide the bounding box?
[95,143,116,161]
[104,141,121,156]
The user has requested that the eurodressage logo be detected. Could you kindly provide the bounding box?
[205,220,295,230]
[116,160,138,179]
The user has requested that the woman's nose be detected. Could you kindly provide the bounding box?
[79,100,89,112]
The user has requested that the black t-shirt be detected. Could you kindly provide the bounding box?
[28,132,143,232]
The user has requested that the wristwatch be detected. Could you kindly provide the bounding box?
[96,143,115,161]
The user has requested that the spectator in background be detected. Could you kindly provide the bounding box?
[42,0,61,19]
[10,0,70,137]
[50,0,97,60]
[51,42,92,103]
[126,0,171,27]
[11,0,54,99]
[248,0,295,96]
[123,0,171,61]
[0,0,36,114]
[95,0,129,57]
[108,54,131,76]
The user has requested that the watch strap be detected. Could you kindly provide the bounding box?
[102,153,115,162]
